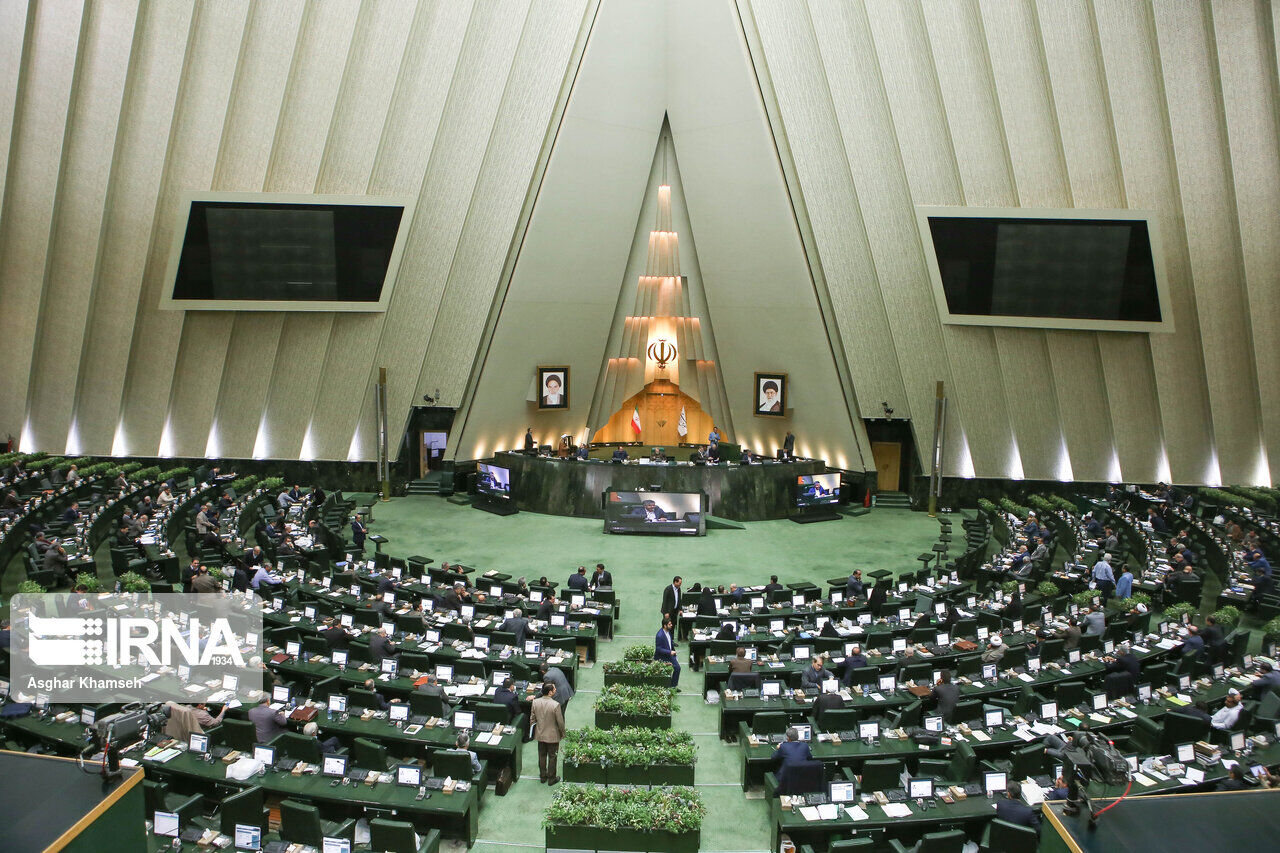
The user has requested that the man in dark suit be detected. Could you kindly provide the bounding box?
[322,622,353,652]
[995,784,1040,830]
[500,608,533,648]
[524,428,535,452]
[845,570,864,598]
[536,594,558,621]
[800,657,828,692]
[376,573,398,597]
[351,514,367,551]
[1105,643,1141,681]
[369,627,397,665]
[611,447,628,461]
[782,431,795,458]
[494,678,522,722]
[361,679,393,711]
[589,563,612,588]
[660,576,683,621]
[43,541,71,586]
[442,582,467,612]
[628,499,670,522]
[655,617,680,687]
[566,567,589,592]
[763,575,783,595]
[839,645,868,684]
[815,690,845,721]
[60,502,81,524]
[931,671,960,722]
[771,727,813,771]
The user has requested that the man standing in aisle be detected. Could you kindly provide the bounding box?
[655,616,681,688]
[1091,554,1116,603]
[530,682,565,785]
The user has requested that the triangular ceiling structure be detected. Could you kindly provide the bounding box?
[449,0,872,472]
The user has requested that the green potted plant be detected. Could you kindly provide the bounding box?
[1211,605,1241,629]
[1162,602,1196,624]
[999,580,1021,595]
[1036,580,1060,598]
[602,652,674,687]
[119,571,152,594]
[1071,590,1099,608]
[594,685,677,730]
[17,579,45,595]
[562,727,696,786]
[74,571,102,593]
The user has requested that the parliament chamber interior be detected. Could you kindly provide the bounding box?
[1,1,1278,852]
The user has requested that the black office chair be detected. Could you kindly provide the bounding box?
[889,829,967,853]
[752,712,790,735]
[279,799,356,847]
[218,785,269,836]
[774,758,825,795]
[272,731,322,764]
[728,672,762,691]
[217,718,256,752]
[980,818,1039,853]
[409,690,447,719]
[1054,681,1086,708]
[1105,671,1135,700]
[918,741,974,784]
[370,819,441,853]
[859,759,903,792]
[433,749,481,782]
[352,737,392,771]
[143,780,203,826]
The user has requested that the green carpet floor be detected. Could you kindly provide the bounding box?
[364,497,945,853]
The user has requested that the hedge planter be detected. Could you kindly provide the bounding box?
[609,763,694,786]
[594,710,671,730]
[545,825,700,853]
[562,761,608,784]
[603,672,672,688]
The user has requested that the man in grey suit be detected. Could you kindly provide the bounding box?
[931,671,960,722]
[540,661,574,709]
[499,608,533,649]
[248,696,288,744]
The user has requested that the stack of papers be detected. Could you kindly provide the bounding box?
[880,803,913,818]
[843,805,869,821]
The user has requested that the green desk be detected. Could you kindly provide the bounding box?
[314,708,523,780]
[139,748,481,845]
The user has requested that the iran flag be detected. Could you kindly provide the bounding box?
[630,405,642,435]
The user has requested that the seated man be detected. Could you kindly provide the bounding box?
[1245,662,1280,700]
[995,783,1040,830]
[771,726,813,771]
[493,678,522,722]
[303,721,342,755]
[839,645,868,684]
[728,647,753,674]
[250,563,285,592]
[800,656,828,692]
[455,732,483,776]
[1211,690,1243,730]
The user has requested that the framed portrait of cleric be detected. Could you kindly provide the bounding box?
[754,372,787,417]
[537,367,569,410]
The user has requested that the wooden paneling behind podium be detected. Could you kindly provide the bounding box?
[594,378,713,447]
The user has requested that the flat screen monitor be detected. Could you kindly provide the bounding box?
[489,585,503,597]
[1040,702,1058,720]
[1068,649,1081,664]
[936,633,950,647]
[154,811,179,837]
[322,755,347,778]
[328,695,347,713]
[1137,683,1152,701]
[273,685,291,704]
[492,670,510,686]
[1230,731,1245,752]
[253,745,275,767]
[476,463,511,500]
[474,634,490,650]
[771,619,785,632]
[830,781,855,803]
[795,724,812,742]
[985,709,1004,728]
[878,675,896,692]
[550,614,566,627]
[603,490,706,536]
[389,704,408,722]
[924,715,943,733]
[792,593,807,608]
[234,824,262,851]
[908,778,934,799]
[859,721,880,740]
[745,647,758,661]
[1092,692,1107,711]
[1178,675,1191,691]
[793,646,811,661]
[893,638,908,653]
[80,707,96,726]
[1175,743,1195,764]
[1027,657,1041,672]
[982,664,998,681]
[525,640,542,656]
[285,641,301,658]
[796,473,841,507]
[381,658,398,676]
[189,733,209,754]
[332,650,348,667]
[163,193,412,312]
[454,711,475,730]
[762,681,782,697]
[918,208,1168,332]
[752,596,766,610]
[435,665,453,682]
[340,613,353,628]
[977,627,990,641]
[396,764,422,787]
[322,839,352,853]
[831,591,844,604]
[984,771,1007,795]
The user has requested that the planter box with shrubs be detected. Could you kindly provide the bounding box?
[602,647,674,687]
[544,785,704,853]
[562,727,696,786]
[593,685,677,730]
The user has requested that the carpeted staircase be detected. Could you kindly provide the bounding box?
[875,490,912,509]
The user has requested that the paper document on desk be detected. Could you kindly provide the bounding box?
[150,748,181,764]
[1020,782,1045,804]
[1011,727,1036,742]
[1131,645,1149,654]
[1131,773,1156,787]
[870,692,886,702]
[1115,707,1137,718]
[880,803,913,818]
[799,806,822,822]
[1017,673,1035,683]
[1156,639,1180,650]
[1030,722,1063,736]
[843,805,869,821]
[816,804,839,821]
[1089,713,1111,724]
[971,730,991,742]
